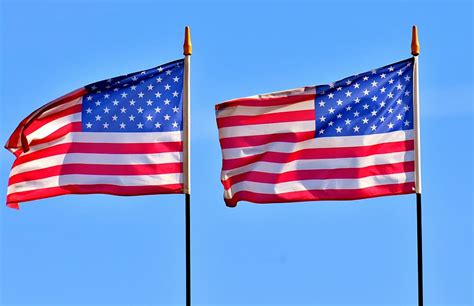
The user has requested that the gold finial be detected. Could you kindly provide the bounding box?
[183,26,192,56]
[411,25,420,56]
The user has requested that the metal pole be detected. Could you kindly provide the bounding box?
[183,26,192,306]
[411,25,423,306]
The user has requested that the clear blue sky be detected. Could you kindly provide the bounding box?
[0,1,472,305]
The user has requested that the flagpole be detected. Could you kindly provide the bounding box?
[183,26,192,306]
[411,25,423,306]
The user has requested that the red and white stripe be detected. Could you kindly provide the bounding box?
[5,88,183,209]
[216,87,415,207]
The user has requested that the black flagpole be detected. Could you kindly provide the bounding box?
[411,25,423,306]
[183,26,192,306]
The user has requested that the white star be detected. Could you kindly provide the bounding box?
[319,129,325,135]
[371,69,377,74]
[112,99,119,106]
[166,70,172,75]
[129,99,136,106]
[95,101,101,106]
[379,116,385,122]
[328,93,334,99]
[354,97,361,103]
[404,90,411,96]
[396,84,403,90]
[132,76,138,81]
[164,114,170,120]
[137,122,144,129]
[387,92,394,99]
[91,85,97,90]
[328,107,335,114]
[362,104,369,110]
[363,89,370,96]
[379,101,386,107]
[353,111,360,117]
[346,80,352,85]
[120,107,126,113]
[155,92,162,98]
[103,122,109,129]
[404,105,410,111]
[370,124,377,131]
[156,77,162,83]
[404,120,410,126]
[86,122,92,128]
[335,126,342,133]
[104,94,110,99]
[404,75,411,82]
[320,116,326,122]
[346,105,352,111]
[138,92,145,98]
[154,122,161,128]
[86,96,93,101]
[353,125,360,132]
[137,107,144,114]
[103,107,110,113]
[147,84,154,91]
[319,101,325,107]
[345,118,351,125]
[337,114,343,119]
[388,79,394,84]
[380,87,386,93]
[337,87,342,91]
[388,66,394,72]
[371,109,378,116]
[129,115,135,121]
[119,122,126,129]
[86,107,92,114]
[371,80,378,87]
[396,99,403,105]
[164,99,171,105]
[363,76,369,81]
[336,99,343,106]
[380,73,386,79]
[173,76,180,82]
[130,85,137,91]
[397,70,403,76]
[172,91,179,97]
[172,121,178,128]
[146,114,153,121]
[157,67,164,72]
[362,118,369,124]
[154,106,161,113]
[371,95,378,102]
[329,82,335,88]
[345,90,352,97]
[172,106,179,113]
[396,114,403,120]
[328,121,334,126]
[164,84,171,90]
[121,92,128,98]
[112,115,118,121]
[146,99,153,106]
[113,88,119,92]
[95,115,101,121]
[388,122,394,129]
[388,108,394,114]
[353,83,360,89]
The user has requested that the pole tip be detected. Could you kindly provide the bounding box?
[183,26,192,56]
[411,25,420,56]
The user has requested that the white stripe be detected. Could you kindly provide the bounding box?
[222,151,414,180]
[219,86,316,105]
[10,152,183,176]
[38,97,82,118]
[216,100,314,118]
[8,173,183,194]
[219,120,315,138]
[224,172,414,198]
[25,112,81,141]
[222,130,414,159]
[22,131,183,156]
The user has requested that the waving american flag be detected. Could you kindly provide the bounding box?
[5,59,185,209]
[216,58,417,207]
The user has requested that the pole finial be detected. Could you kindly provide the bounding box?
[183,26,192,56]
[411,25,420,56]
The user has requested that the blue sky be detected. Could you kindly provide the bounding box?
[0,0,472,305]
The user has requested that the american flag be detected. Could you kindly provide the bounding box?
[216,58,417,207]
[5,59,185,209]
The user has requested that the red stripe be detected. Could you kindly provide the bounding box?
[7,184,183,206]
[5,88,87,151]
[223,140,414,170]
[216,94,315,109]
[25,105,81,136]
[217,110,315,128]
[224,183,415,207]
[13,141,183,167]
[9,163,183,185]
[222,161,414,189]
[219,131,316,149]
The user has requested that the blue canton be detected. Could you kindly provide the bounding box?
[314,58,414,138]
[82,59,184,132]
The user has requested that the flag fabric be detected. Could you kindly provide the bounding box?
[5,59,185,209]
[216,58,416,207]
